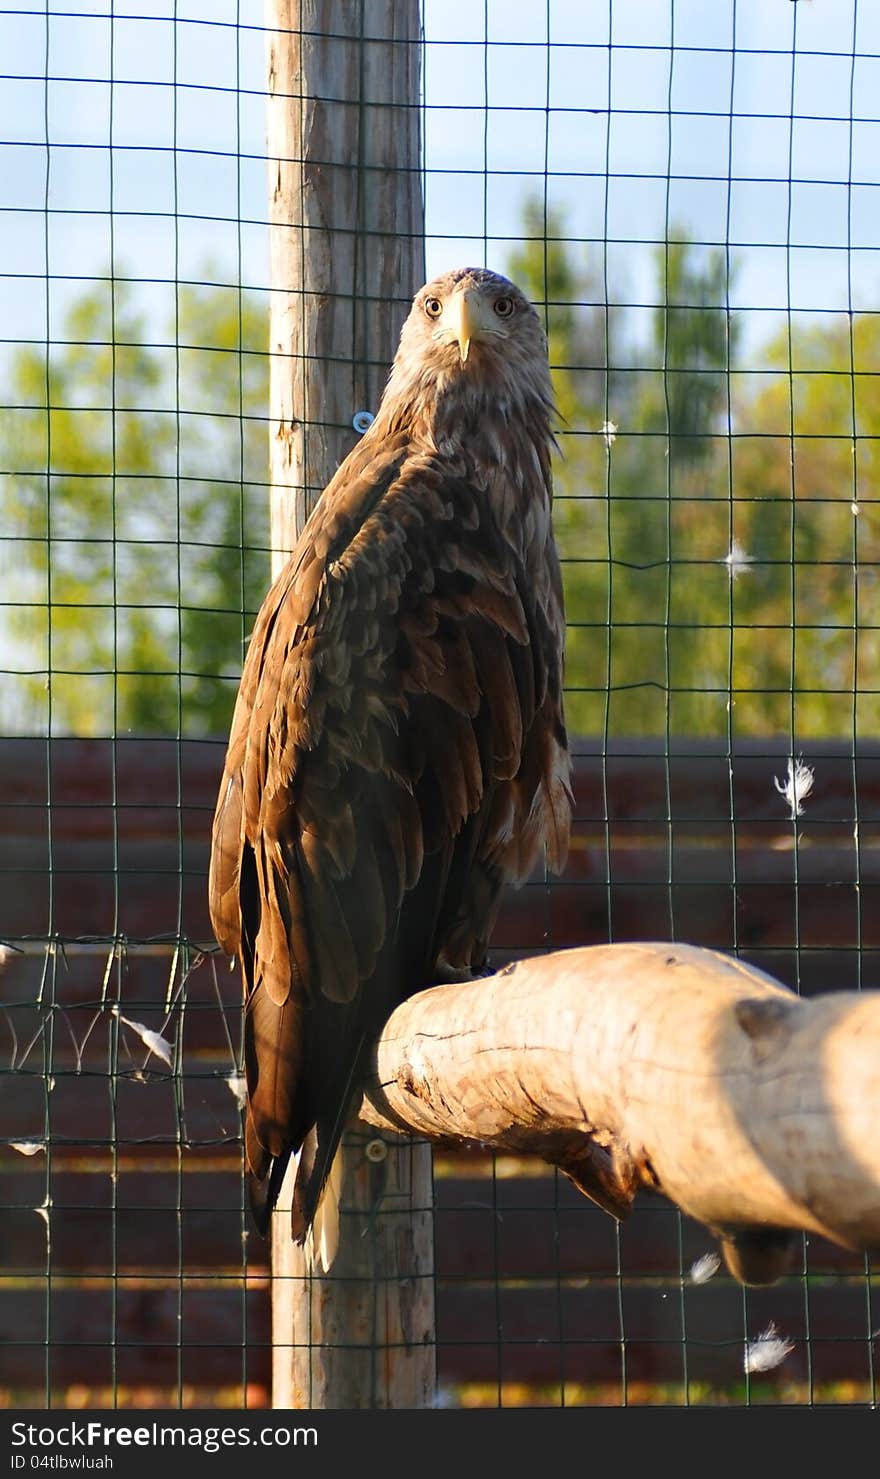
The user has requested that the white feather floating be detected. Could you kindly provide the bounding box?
[689,1251,721,1284]
[773,756,815,821]
[226,1073,248,1109]
[112,1007,174,1067]
[744,1322,795,1374]
[723,540,752,579]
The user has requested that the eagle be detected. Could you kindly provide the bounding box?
[208,266,572,1268]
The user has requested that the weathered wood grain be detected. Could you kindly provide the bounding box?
[266,0,424,572]
[361,942,880,1281]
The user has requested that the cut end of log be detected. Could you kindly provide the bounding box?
[717,1225,799,1286]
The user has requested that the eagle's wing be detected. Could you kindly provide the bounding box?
[208,431,570,1239]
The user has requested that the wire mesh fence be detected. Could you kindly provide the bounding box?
[2,0,879,1409]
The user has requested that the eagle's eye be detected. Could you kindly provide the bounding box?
[424,297,443,319]
[493,296,515,318]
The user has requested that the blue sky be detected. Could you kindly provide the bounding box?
[0,0,878,373]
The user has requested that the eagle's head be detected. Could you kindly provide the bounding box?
[381,267,555,441]
[410,267,545,365]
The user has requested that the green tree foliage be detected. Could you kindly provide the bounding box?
[3,231,877,744]
[1,273,269,736]
[511,213,739,737]
[729,313,880,737]
[509,206,880,741]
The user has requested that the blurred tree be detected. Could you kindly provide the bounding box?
[645,238,734,464]
[728,313,880,737]
[509,213,739,736]
[0,273,269,736]
[642,238,741,739]
[513,206,880,741]
[508,201,618,737]
[507,198,612,429]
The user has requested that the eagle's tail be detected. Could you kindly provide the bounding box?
[246,1143,290,1238]
[290,1128,345,1272]
[303,1144,344,1273]
[246,1136,343,1273]
[288,1030,370,1268]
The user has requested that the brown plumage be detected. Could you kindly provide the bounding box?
[208,266,572,1261]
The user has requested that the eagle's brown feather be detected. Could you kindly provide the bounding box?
[208,266,572,1250]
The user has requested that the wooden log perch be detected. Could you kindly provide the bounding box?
[358,942,880,1286]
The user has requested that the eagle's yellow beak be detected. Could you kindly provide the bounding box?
[446,289,477,363]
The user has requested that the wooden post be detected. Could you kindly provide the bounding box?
[265,0,435,1408]
[266,0,425,576]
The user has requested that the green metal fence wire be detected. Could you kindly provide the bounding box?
[1,0,879,1410]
